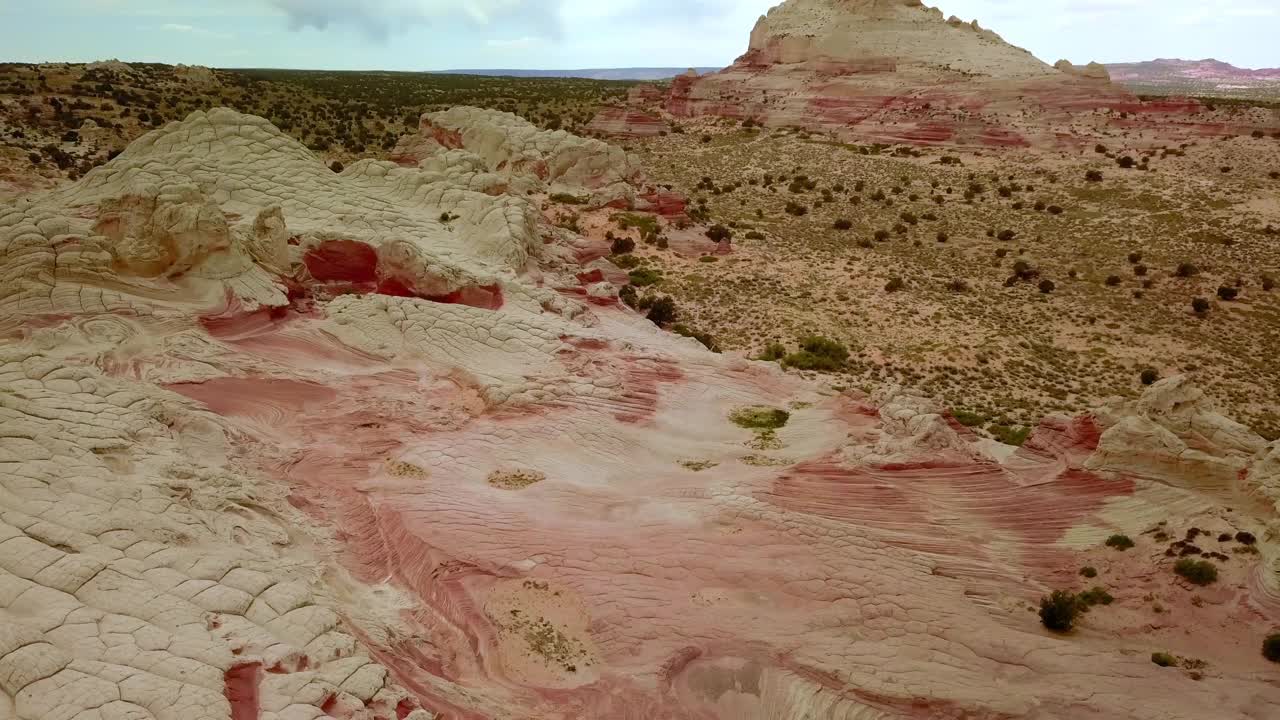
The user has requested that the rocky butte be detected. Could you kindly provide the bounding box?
[665,0,1269,146]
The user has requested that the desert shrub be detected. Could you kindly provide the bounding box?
[1047,205,1063,215]
[1085,170,1104,182]
[758,343,787,362]
[784,201,808,216]
[745,230,765,240]
[1173,558,1218,585]
[997,229,1016,242]
[1094,143,1108,153]
[1151,652,1177,667]
[885,277,906,293]
[550,192,586,205]
[1175,262,1200,277]
[329,160,344,173]
[628,268,661,287]
[833,219,853,230]
[1038,279,1056,294]
[1078,586,1114,607]
[874,229,891,242]
[645,296,677,326]
[1140,368,1160,385]
[1080,566,1098,578]
[730,406,790,430]
[1133,264,1148,276]
[1235,531,1256,545]
[618,284,638,308]
[1105,534,1135,550]
[936,231,949,243]
[706,224,733,243]
[989,424,1031,446]
[1192,297,1211,315]
[611,236,636,255]
[1039,590,1081,632]
[783,336,850,372]
[1105,275,1122,287]
[856,238,874,249]
[946,278,969,293]
[612,254,641,269]
[1217,286,1239,301]
[672,324,719,352]
[1264,634,1280,663]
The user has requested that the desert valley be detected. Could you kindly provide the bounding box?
[0,1,1278,719]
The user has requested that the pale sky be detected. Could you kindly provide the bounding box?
[0,0,1276,70]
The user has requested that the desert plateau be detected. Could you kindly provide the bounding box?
[0,1,1278,718]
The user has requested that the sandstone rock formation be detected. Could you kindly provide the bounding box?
[665,0,1221,146]
[584,107,669,138]
[2,108,1278,719]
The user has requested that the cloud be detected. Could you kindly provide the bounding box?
[159,21,234,39]
[266,0,561,42]
[486,36,544,50]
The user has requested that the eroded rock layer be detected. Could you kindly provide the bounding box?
[1,108,1278,720]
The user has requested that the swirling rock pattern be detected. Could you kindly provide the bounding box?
[1,107,1277,720]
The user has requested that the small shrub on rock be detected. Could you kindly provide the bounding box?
[1173,558,1218,586]
[1264,634,1280,663]
[329,160,344,173]
[611,236,636,255]
[1039,590,1081,632]
[783,336,850,372]
[1140,368,1160,385]
[645,296,678,326]
[1105,534,1135,550]
[1152,652,1177,667]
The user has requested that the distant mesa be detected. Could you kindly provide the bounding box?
[663,0,1272,146]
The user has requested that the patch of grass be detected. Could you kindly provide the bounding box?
[730,406,791,431]
[612,212,660,241]
[627,268,662,287]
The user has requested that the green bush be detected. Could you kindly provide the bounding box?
[989,424,1031,446]
[1174,558,1218,585]
[1080,566,1098,578]
[1151,652,1177,667]
[1039,590,1080,632]
[1105,534,1135,551]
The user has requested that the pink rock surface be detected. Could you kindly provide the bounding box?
[1,107,1278,720]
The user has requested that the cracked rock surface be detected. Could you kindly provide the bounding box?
[2,107,1278,720]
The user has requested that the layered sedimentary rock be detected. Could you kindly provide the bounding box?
[2,108,1279,720]
[665,0,1216,146]
[584,107,669,138]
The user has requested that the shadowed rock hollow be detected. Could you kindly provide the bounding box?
[1,105,1279,720]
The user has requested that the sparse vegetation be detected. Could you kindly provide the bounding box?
[1105,534,1135,551]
